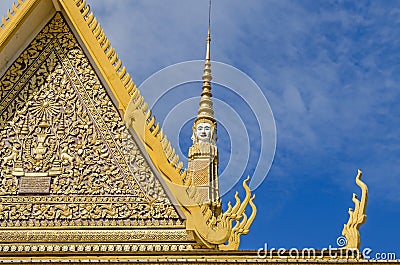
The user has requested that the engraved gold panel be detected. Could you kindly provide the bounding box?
[19,175,51,194]
[0,13,184,235]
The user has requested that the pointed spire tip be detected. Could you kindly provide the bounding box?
[196,0,215,124]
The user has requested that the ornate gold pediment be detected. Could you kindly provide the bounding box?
[0,13,192,252]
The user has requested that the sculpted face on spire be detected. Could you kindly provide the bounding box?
[196,123,211,142]
[191,119,216,144]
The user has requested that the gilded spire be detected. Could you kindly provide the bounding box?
[196,3,215,124]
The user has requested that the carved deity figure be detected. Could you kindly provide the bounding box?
[196,122,211,143]
[191,120,216,145]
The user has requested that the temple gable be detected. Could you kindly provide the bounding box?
[0,13,193,251]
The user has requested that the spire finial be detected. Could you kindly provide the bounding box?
[206,0,211,62]
[208,0,211,29]
[188,0,220,216]
[196,0,215,124]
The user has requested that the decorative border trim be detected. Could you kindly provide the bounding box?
[0,229,193,243]
[0,242,194,254]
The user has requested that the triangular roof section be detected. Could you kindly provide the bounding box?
[0,0,197,252]
[0,0,257,255]
[0,0,187,195]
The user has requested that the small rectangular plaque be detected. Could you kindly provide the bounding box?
[19,175,51,194]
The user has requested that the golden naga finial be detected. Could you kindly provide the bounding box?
[185,176,257,250]
[342,169,368,249]
[219,184,257,250]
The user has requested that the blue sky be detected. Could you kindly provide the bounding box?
[1,0,400,258]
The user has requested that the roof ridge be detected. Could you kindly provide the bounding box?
[0,0,26,30]
[74,0,186,178]
[74,0,136,96]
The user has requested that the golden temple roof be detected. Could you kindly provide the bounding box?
[0,1,384,264]
[0,0,258,257]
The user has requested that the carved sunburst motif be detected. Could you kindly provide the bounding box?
[30,97,60,118]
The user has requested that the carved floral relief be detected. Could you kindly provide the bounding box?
[0,13,180,226]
